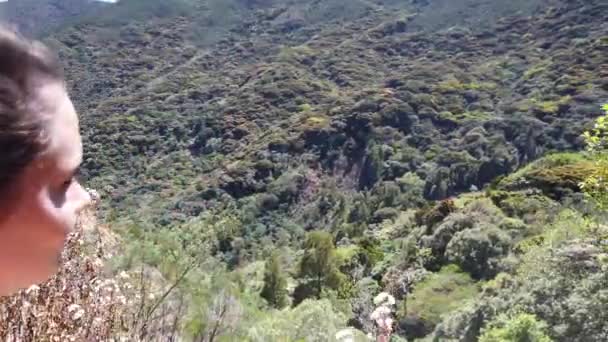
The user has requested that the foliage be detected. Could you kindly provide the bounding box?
[435,79,497,93]
[396,172,426,208]
[4,1,608,341]
[489,190,557,220]
[260,252,289,309]
[432,208,608,342]
[499,153,594,199]
[531,96,572,115]
[246,299,348,341]
[479,313,553,342]
[445,224,512,279]
[47,0,604,233]
[401,265,479,338]
[415,199,456,229]
[580,104,608,209]
[297,231,345,301]
[415,198,519,274]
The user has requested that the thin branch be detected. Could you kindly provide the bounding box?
[144,262,195,325]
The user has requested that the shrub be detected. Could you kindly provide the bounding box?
[396,172,426,208]
[373,207,400,223]
[257,193,280,211]
[268,170,305,204]
[531,96,572,115]
[419,212,475,268]
[297,231,345,301]
[347,194,371,224]
[479,313,553,342]
[432,210,608,342]
[401,265,479,339]
[498,153,593,199]
[580,104,608,209]
[415,199,456,229]
[490,190,557,219]
[260,252,289,309]
[246,299,348,341]
[372,181,402,208]
[445,225,512,279]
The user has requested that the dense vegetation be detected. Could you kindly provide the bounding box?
[2,0,608,340]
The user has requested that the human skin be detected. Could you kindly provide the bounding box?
[0,81,91,295]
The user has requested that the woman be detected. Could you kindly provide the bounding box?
[0,28,91,296]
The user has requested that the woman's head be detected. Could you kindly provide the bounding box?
[0,28,91,295]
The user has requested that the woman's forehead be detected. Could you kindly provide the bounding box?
[37,82,82,171]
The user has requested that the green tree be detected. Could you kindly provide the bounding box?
[479,313,553,342]
[581,104,608,209]
[298,231,344,299]
[260,252,289,309]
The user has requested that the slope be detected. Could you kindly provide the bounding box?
[44,0,607,228]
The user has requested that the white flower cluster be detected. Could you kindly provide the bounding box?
[85,187,101,205]
[335,328,356,342]
[373,292,396,307]
[68,304,85,320]
[370,292,396,341]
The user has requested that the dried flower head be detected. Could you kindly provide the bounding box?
[373,292,395,306]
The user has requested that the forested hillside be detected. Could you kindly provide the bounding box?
[1,0,607,340]
[50,0,607,225]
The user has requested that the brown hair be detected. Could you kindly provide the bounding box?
[0,27,64,191]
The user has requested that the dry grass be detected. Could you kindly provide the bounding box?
[0,208,184,341]
[0,208,130,341]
